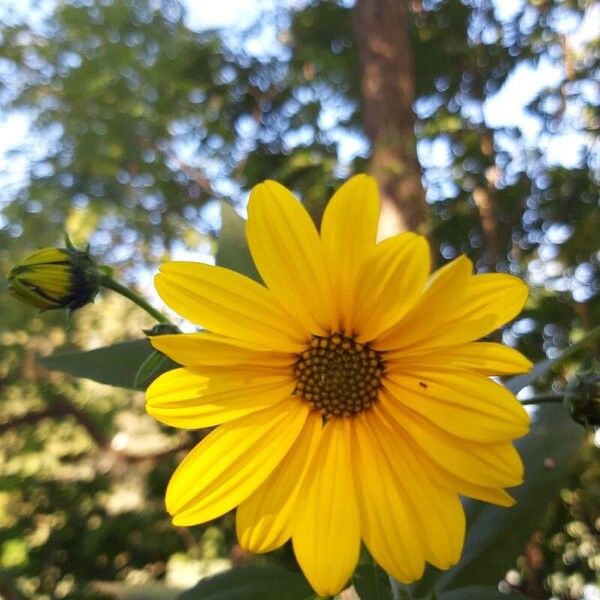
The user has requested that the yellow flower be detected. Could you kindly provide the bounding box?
[8,246,100,311]
[146,175,531,596]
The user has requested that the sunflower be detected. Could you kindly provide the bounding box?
[146,175,531,596]
[8,246,100,311]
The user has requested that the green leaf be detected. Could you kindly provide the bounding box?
[133,348,177,389]
[352,558,394,600]
[410,404,584,597]
[506,324,600,394]
[504,356,557,394]
[176,565,318,600]
[215,202,261,282]
[39,339,179,390]
[437,586,527,600]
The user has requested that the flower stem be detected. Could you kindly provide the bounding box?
[555,323,600,367]
[520,393,564,406]
[99,275,171,324]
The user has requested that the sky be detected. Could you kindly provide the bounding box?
[0,0,596,224]
[1,0,595,186]
[1,0,598,395]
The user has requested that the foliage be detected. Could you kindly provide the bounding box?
[0,0,599,599]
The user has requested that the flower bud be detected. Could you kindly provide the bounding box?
[7,245,101,311]
[564,373,600,428]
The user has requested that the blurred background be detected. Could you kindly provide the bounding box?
[0,0,598,598]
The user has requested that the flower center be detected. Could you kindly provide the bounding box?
[293,333,385,418]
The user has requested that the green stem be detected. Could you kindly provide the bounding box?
[555,323,600,367]
[99,275,170,324]
[520,393,564,406]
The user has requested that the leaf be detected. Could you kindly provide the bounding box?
[176,565,317,600]
[410,404,584,597]
[39,339,179,390]
[504,357,557,394]
[506,324,600,394]
[133,348,177,389]
[436,586,527,600]
[215,202,261,282]
[352,558,394,600]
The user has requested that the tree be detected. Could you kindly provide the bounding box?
[0,0,598,598]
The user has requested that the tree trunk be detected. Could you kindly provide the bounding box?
[472,130,501,268]
[353,0,428,239]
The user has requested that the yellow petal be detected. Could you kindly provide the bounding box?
[319,175,380,331]
[451,273,529,340]
[150,332,295,372]
[388,342,533,375]
[350,414,426,581]
[410,273,529,350]
[246,181,335,334]
[375,255,472,351]
[376,395,524,488]
[236,412,323,553]
[354,233,430,341]
[292,419,360,597]
[411,448,516,507]
[166,400,308,525]
[146,368,295,429]
[364,410,466,571]
[383,370,529,442]
[20,248,70,266]
[155,262,307,352]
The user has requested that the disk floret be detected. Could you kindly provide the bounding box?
[293,333,385,417]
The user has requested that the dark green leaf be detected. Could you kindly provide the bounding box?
[411,405,584,596]
[39,339,179,390]
[352,558,394,600]
[134,349,177,390]
[176,565,318,600]
[215,202,261,282]
[437,586,527,600]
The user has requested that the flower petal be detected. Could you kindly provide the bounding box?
[354,233,430,341]
[364,410,466,571]
[146,368,295,429]
[166,400,308,525]
[409,446,516,507]
[377,267,529,352]
[377,393,523,488]
[374,255,473,351]
[450,274,529,341]
[155,262,307,352]
[292,419,360,597]
[409,274,528,350]
[350,414,426,581]
[150,332,295,372]
[383,370,529,442]
[246,181,335,334]
[388,342,533,375]
[236,412,323,553]
[319,175,380,331]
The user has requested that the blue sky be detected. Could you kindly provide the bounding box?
[0,0,596,218]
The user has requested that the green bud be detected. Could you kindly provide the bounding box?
[7,244,101,311]
[563,373,600,428]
